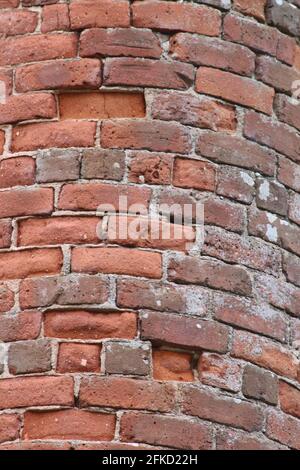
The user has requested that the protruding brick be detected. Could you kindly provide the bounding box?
[242,364,278,405]
[105,341,151,376]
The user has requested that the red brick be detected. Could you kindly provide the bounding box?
[128,152,172,185]
[170,33,255,77]
[153,350,194,382]
[244,111,300,163]
[57,343,101,373]
[59,92,145,119]
[0,311,41,343]
[18,217,100,247]
[0,33,77,66]
[117,279,210,316]
[106,215,195,252]
[141,311,229,353]
[8,339,52,375]
[283,252,300,287]
[196,67,274,115]
[0,248,62,281]
[44,310,137,340]
[0,93,56,125]
[182,386,264,432]
[104,58,194,90]
[0,442,71,450]
[217,166,255,204]
[0,0,19,6]
[0,69,13,98]
[204,197,246,234]
[256,56,300,93]
[0,10,37,36]
[232,331,299,381]
[0,131,5,155]
[0,187,53,218]
[266,410,300,450]
[173,157,215,192]
[120,412,212,450]
[169,256,252,296]
[41,4,70,33]
[101,120,191,154]
[12,121,96,152]
[216,428,285,450]
[0,284,14,314]
[233,0,266,21]
[0,376,74,410]
[58,182,151,212]
[72,247,162,279]
[80,27,162,58]
[199,353,242,393]
[132,1,221,36]
[279,381,300,419]
[0,220,12,249]
[15,59,101,92]
[0,157,35,189]
[0,414,20,444]
[278,157,300,192]
[196,131,276,176]
[203,226,281,275]
[70,0,130,29]
[150,91,236,131]
[214,291,288,342]
[79,376,176,412]
[275,94,300,131]
[20,274,109,309]
[24,409,115,441]
[256,178,288,216]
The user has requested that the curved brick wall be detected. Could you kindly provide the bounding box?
[0,0,300,451]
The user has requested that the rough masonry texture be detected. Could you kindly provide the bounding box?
[0,0,299,451]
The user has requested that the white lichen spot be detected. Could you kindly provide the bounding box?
[267,212,277,224]
[266,224,278,242]
[240,171,254,187]
[81,359,87,367]
[259,180,270,201]
[196,324,202,329]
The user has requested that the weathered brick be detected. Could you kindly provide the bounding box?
[0,415,20,444]
[233,0,266,21]
[169,256,252,296]
[80,375,176,412]
[36,149,80,183]
[12,121,96,152]
[72,247,162,279]
[44,310,137,340]
[275,94,300,131]
[216,428,285,450]
[105,341,151,376]
[266,0,300,37]
[57,343,101,373]
[196,131,276,176]
[0,93,56,125]
[80,28,162,58]
[104,58,194,90]
[15,59,101,92]
[278,157,300,191]
[8,340,52,375]
[70,0,130,29]
[0,249,62,281]
[242,364,278,405]
[196,67,274,115]
[120,412,212,450]
[244,111,300,163]
[0,220,12,249]
[18,216,100,246]
[0,157,35,189]
[0,10,37,36]
[283,252,300,287]
[150,91,236,131]
[0,284,14,313]
[128,151,172,185]
[101,120,191,154]
[173,157,215,192]
[0,33,77,66]
[266,410,300,450]
[41,4,70,33]
[0,312,41,343]
[204,197,246,233]
[141,311,229,353]
[256,178,288,216]
[279,381,300,419]
[0,376,74,410]
[256,56,300,93]
[81,149,125,181]
[0,131,5,155]
[23,410,115,441]
[199,353,242,392]
[153,350,194,382]
[217,166,255,204]
[0,187,53,218]
[232,330,299,381]
[170,33,255,76]
[182,386,264,432]
[59,92,145,119]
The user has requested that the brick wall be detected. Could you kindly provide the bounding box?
[0,0,299,451]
